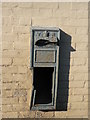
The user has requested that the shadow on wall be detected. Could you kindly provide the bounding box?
[56,29,76,111]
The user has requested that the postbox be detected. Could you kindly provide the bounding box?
[30,27,60,110]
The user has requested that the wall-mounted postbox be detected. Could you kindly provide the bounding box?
[30,27,60,110]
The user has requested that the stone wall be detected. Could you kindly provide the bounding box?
[2,2,88,118]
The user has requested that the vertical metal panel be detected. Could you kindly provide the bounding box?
[30,27,60,110]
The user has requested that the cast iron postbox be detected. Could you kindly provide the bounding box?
[30,27,60,110]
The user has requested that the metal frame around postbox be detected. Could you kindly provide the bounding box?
[30,27,60,110]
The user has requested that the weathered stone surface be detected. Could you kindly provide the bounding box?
[2,2,88,118]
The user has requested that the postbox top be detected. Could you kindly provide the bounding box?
[30,26,60,31]
[30,26,60,68]
[30,26,60,47]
